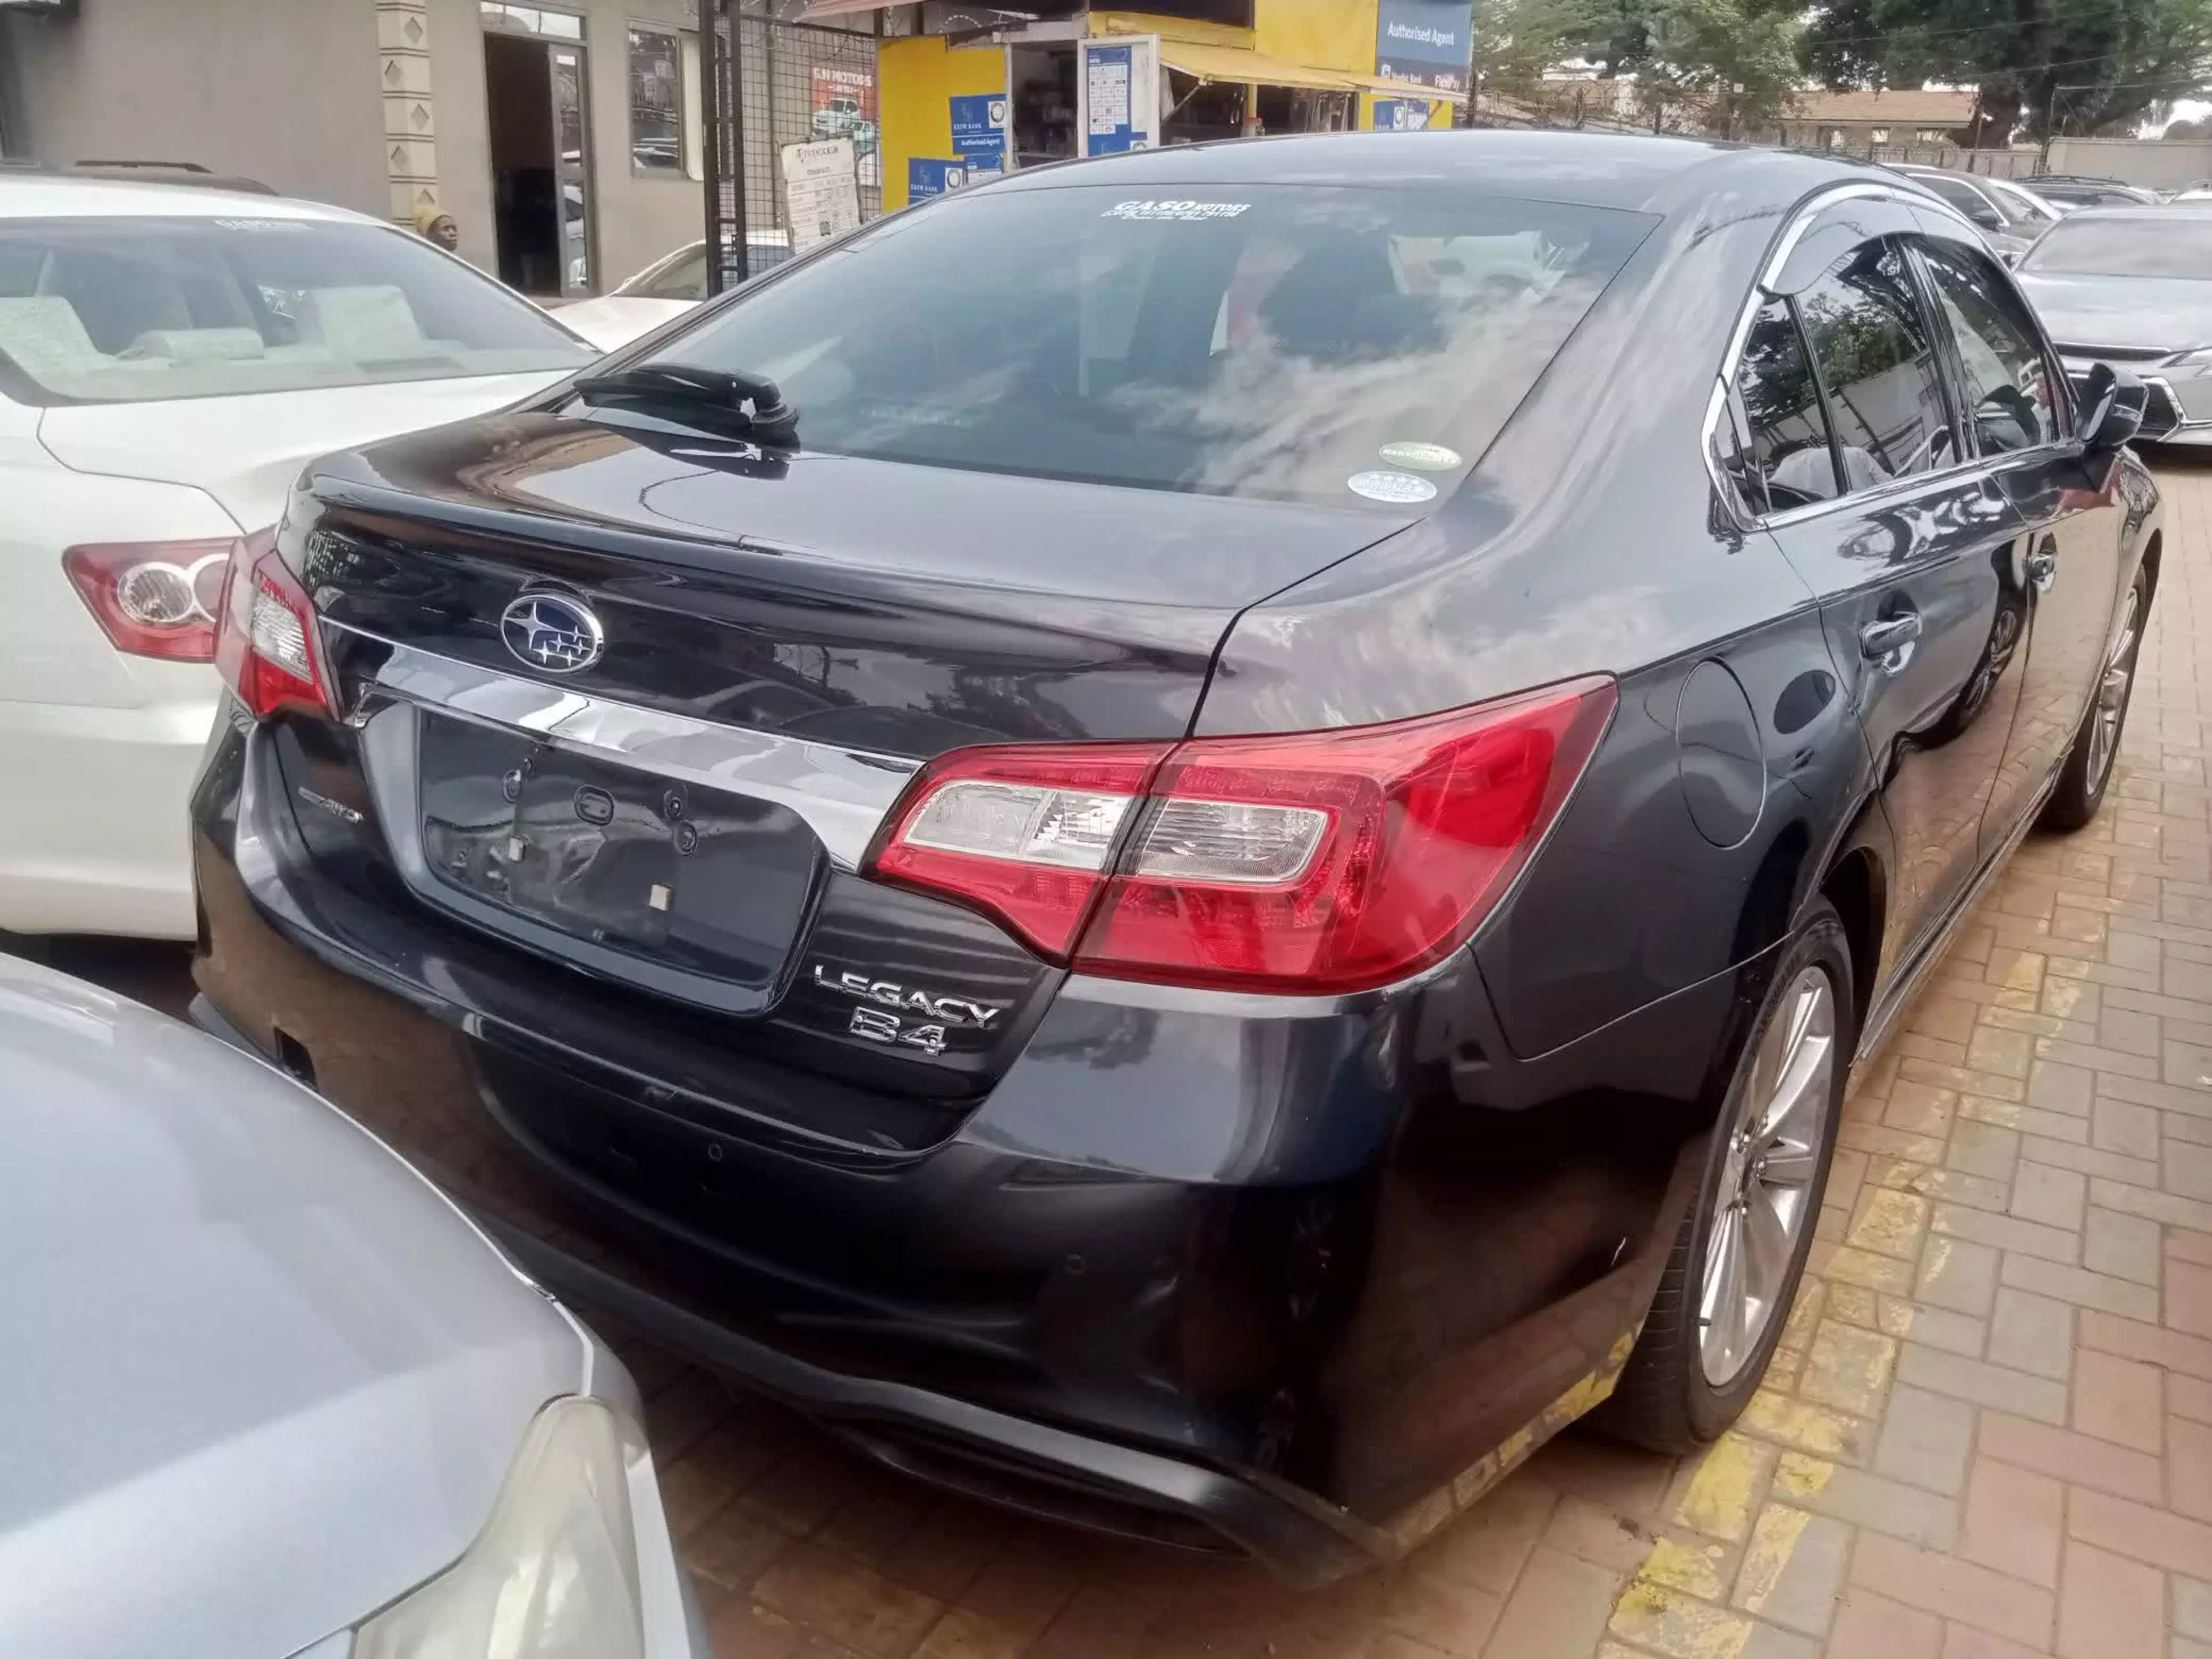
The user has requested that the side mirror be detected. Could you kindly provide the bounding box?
[2077,361,2150,450]
[1971,206,2005,231]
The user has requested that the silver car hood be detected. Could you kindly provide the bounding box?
[2014,270,2212,354]
[0,958,591,1659]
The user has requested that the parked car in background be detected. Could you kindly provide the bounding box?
[191,132,2160,1582]
[557,233,794,351]
[2013,202,2212,441]
[0,951,704,1657]
[0,171,599,940]
[1889,163,2059,262]
[2023,173,2161,209]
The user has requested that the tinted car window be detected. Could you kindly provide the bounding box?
[1985,179,2058,225]
[626,244,708,301]
[1915,238,2059,454]
[632,184,1654,506]
[0,215,592,404]
[1917,176,1998,226]
[1796,240,1954,489]
[2020,215,2212,277]
[1732,298,1838,512]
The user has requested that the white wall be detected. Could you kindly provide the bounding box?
[2045,137,2212,190]
[0,0,388,214]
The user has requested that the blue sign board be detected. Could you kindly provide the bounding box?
[949,93,1007,163]
[908,157,969,200]
[1373,98,1431,131]
[1376,0,1472,94]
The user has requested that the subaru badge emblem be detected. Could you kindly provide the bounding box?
[500,591,605,674]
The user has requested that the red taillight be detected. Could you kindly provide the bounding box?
[870,741,1173,959]
[62,539,236,662]
[866,677,1617,994]
[213,531,332,720]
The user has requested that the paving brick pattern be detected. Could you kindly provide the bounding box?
[620,464,2212,1657]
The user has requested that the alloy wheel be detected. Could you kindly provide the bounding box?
[2085,588,2141,794]
[1698,965,1835,1387]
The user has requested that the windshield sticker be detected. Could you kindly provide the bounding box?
[1101,200,1251,221]
[1348,471,1439,504]
[1377,441,1463,472]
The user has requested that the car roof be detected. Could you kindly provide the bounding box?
[2044,201,2212,222]
[0,171,373,223]
[984,128,1883,215]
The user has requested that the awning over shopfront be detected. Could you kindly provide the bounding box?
[1152,41,1465,104]
[1155,40,1365,94]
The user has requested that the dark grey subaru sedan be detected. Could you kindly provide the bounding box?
[188,131,2160,1581]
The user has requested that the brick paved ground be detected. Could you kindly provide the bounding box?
[611,461,2212,1658]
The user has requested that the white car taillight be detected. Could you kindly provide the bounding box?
[211,529,333,719]
[62,539,236,662]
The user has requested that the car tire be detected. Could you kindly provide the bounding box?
[2040,565,2149,832]
[1600,900,1854,1453]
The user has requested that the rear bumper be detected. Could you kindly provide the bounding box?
[0,688,217,938]
[192,713,1748,1577]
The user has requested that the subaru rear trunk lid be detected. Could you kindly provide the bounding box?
[253,408,1409,1148]
[299,408,1413,751]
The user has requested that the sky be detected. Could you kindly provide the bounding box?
[2161,97,2212,132]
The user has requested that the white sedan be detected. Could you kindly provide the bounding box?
[556,234,793,351]
[0,172,603,938]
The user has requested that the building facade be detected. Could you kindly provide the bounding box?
[0,0,712,294]
[1773,88,1979,155]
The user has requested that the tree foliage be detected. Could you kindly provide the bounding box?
[1474,0,1618,100]
[1529,0,1802,132]
[1801,0,2212,138]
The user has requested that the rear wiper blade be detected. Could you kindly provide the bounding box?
[570,361,798,444]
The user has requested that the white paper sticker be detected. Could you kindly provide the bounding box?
[1101,200,1251,221]
[1347,470,1440,504]
[1377,441,1463,472]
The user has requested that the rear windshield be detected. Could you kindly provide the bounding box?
[2019,217,2212,278]
[0,215,596,404]
[632,184,1653,506]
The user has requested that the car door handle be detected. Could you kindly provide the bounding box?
[1860,613,1922,672]
[2027,547,2058,592]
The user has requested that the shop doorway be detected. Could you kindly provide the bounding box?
[482,9,594,298]
[1009,44,1077,168]
[1253,85,1355,135]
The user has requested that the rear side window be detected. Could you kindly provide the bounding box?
[1914,238,2061,454]
[631,183,1655,507]
[1731,298,1838,512]
[1796,240,1955,489]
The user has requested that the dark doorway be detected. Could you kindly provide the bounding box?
[484,29,595,297]
[1009,44,1076,168]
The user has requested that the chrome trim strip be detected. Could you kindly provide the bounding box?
[1702,180,2069,535]
[330,622,920,871]
[2141,375,2212,433]
[1857,771,2058,1063]
[1057,950,1467,1019]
